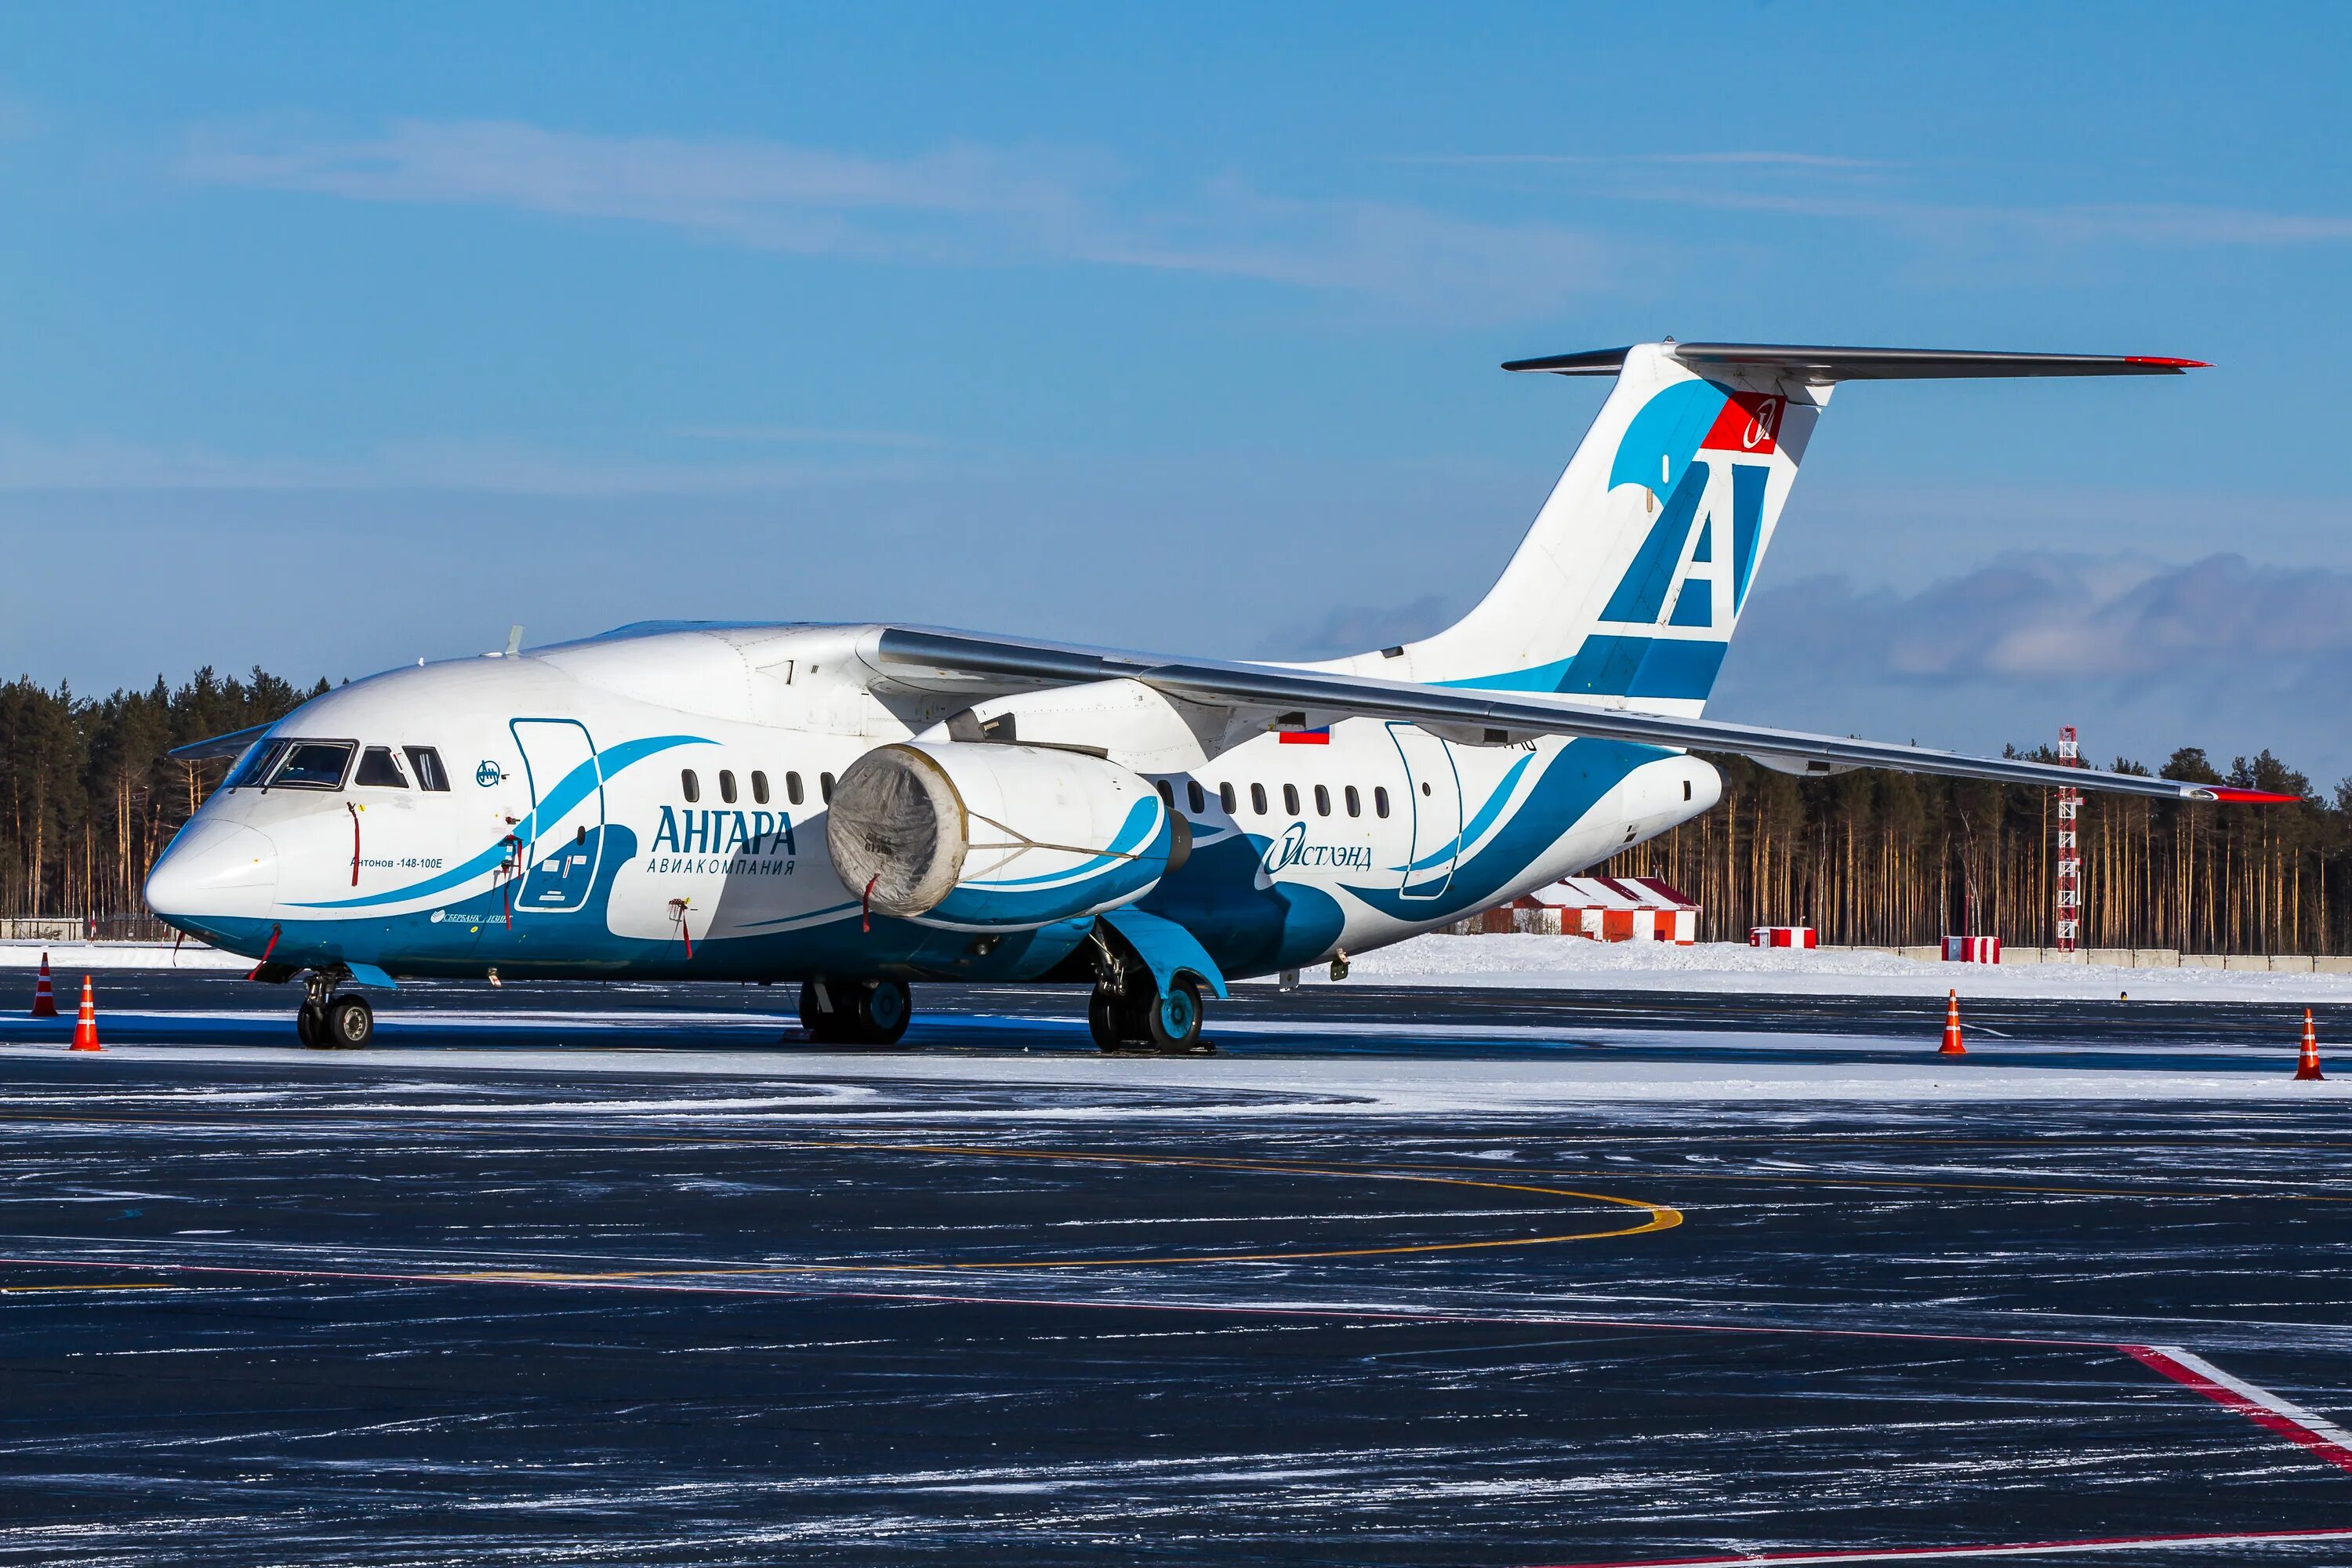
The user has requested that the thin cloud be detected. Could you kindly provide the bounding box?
[1394,145,2352,250]
[1273,593,1457,660]
[180,118,1613,311]
[1737,552,2352,687]
[1615,182,2352,247]
[675,426,949,449]
[0,429,953,497]
[1720,551,2352,785]
[1394,151,1886,170]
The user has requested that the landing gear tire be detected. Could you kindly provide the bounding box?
[853,978,912,1046]
[799,980,848,1044]
[799,978,911,1047]
[1138,975,1207,1054]
[1091,975,1210,1055]
[1088,987,1132,1053]
[296,1001,325,1047]
[324,994,374,1048]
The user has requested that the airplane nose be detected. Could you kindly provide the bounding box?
[146,818,279,926]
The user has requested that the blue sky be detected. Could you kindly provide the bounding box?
[4,4,2350,779]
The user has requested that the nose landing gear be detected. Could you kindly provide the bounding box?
[294,970,375,1048]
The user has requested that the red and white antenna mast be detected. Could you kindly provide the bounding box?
[2055,725,2082,953]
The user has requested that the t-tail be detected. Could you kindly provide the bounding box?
[1316,341,2203,716]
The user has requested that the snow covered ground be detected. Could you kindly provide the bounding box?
[8,932,2352,1004]
[7,1036,2343,1104]
[1279,934,2352,1004]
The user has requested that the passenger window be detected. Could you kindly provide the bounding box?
[1374,786,1390,818]
[404,746,451,792]
[1283,783,1301,816]
[1313,784,1330,817]
[229,739,292,790]
[270,740,354,790]
[1187,780,1206,815]
[1250,782,1268,815]
[719,770,739,804]
[1155,779,1174,808]
[1219,782,1236,814]
[752,771,770,805]
[681,769,701,804]
[354,746,408,788]
[786,771,805,806]
[1345,786,1360,818]
[820,771,835,804]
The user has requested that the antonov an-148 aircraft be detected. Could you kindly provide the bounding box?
[147,341,2289,1051]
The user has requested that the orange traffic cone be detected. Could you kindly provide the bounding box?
[2295,1009,2325,1081]
[1940,989,1966,1056]
[69,976,101,1053]
[29,952,56,1018]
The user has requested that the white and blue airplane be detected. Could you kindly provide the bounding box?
[146,341,2287,1051]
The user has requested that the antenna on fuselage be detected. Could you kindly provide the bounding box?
[504,625,524,657]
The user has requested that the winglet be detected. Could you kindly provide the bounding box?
[2195,787,2303,804]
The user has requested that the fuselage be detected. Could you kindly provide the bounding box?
[145,622,1719,985]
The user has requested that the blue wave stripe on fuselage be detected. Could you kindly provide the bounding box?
[292,733,710,909]
[963,797,1166,888]
[1399,751,1534,873]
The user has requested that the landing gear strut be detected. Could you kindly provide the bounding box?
[798,978,912,1047]
[295,970,373,1048]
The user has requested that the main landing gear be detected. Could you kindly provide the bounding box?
[799,978,912,1047]
[294,970,374,1049]
[1088,973,1208,1054]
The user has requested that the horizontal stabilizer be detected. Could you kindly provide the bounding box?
[1504,343,2208,380]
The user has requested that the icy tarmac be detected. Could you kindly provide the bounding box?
[2,974,2350,1566]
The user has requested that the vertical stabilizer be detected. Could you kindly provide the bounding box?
[1315,339,2198,717]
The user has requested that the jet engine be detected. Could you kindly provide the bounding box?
[827,742,1183,930]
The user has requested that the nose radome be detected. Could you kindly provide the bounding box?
[146,818,279,924]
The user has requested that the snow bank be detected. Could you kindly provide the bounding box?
[1283,935,2352,1004]
[0,939,244,971]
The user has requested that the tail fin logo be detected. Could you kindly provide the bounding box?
[1701,391,1781,456]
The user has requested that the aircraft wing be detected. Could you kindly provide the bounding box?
[869,626,2292,804]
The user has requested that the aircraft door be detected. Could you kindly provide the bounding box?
[1387,722,1462,901]
[510,718,604,914]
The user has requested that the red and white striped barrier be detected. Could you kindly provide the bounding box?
[1749,926,1816,949]
[1942,935,2002,964]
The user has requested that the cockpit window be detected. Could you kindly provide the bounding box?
[226,738,292,790]
[354,746,408,788]
[268,740,355,790]
[404,746,450,792]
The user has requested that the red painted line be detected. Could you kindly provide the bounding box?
[2125,1345,2352,1474]
[1530,1525,2352,1566]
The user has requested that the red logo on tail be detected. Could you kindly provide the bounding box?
[1700,392,1782,456]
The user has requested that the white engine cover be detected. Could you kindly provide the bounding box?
[826,742,1177,930]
